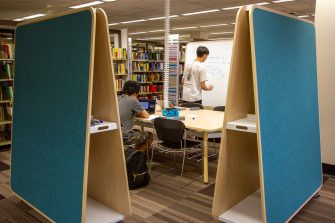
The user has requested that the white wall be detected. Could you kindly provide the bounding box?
[315,0,335,165]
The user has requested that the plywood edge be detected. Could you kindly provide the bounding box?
[87,8,131,217]
[248,6,267,223]
[251,5,314,25]
[285,186,321,223]
[11,191,55,223]
[212,7,246,218]
[16,7,96,28]
[212,6,258,219]
[81,7,97,223]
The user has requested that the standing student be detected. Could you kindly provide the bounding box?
[182,46,213,105]
[118,80,153,151]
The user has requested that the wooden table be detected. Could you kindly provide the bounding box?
[136,109,224,184]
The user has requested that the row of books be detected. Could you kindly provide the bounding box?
[138,95,163,100]
[115,79,124,91]
[132,51,164,61]
[0,84,13,100]
[0,124,11,141]
[132,62,164,72]
[131,73,163,82]
[113,62,127,74]
[0,62,13,79]
[112,48,127,60]
[0,106,11,122]
[140,85,163,94]
[0,44,14,59]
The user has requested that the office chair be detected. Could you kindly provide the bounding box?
[151,117,201,176]
[180,102,204,109]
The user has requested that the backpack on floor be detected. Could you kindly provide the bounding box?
[125,147,150,190]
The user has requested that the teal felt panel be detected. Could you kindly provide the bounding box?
[252,8,322,223]
[11,10,93,223]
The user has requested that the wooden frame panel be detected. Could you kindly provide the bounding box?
[87,8,131,217]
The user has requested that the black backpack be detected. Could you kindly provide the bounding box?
[125,147,150,190]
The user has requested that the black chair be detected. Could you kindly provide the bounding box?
[151,117,201,176]
[180,102,203,109]
[213,106,225,112]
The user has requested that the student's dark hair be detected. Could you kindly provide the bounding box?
[122,80,140,95]
[196,46,209,57]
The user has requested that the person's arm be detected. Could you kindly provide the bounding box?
[136,109,150,119]
[199,67,213,91]
[201,81,213,91]
[132,98,150,119]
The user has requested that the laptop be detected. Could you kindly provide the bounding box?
[139,99,156,114]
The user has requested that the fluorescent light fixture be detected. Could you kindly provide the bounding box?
[121,19,146,24]
[13,13,46,21]
[173,26,197,30]
[129,32,148,35]
[70,1,104,9]
[272,0,295,3]
[200,23,228,28]
[182,9,220,16]
[108,23,119,26]
[298,15,309,18]
[102,0,116,2]
[148,15,179,20]
[223,2,270,10]
[148,29,165,33]
[210,32,233,35]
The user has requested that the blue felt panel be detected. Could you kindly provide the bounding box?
[252,8,322,223]
[11,10,93,223]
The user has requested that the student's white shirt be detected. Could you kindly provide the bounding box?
[182,60,208,102]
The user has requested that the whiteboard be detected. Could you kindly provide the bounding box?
[185,40,233,107]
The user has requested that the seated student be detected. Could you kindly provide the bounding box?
[118,80,153,152]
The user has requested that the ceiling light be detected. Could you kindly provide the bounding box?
[109,23,119,26]
[173,26,197,30]
[121,19,146,24]
[222,2,270,10]
[272,0,295,3]
[148,15,179,20]
[70,1,104,9]
[182,9,220,16]
[13,13,46,21]
[129,32,148,35]
[102,0,116,2]
[200,23,228,28]
[210,32,233,35]
[148,29,165,33]
[298,15,309,18]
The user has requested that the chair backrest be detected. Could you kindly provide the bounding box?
[180,102,203,109]
[154,118,185,145]
[213,106,225,112]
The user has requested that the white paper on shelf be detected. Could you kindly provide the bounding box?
[86,197,124,223]
[90,121,117,134]
[226,114,257,133]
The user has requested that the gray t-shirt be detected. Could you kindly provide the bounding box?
[118,94,144,133]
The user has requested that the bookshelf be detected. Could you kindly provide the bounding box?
[179,46,185,104]
[131,49,164,100]
[0,30,14,147]
[112,48,128,93]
